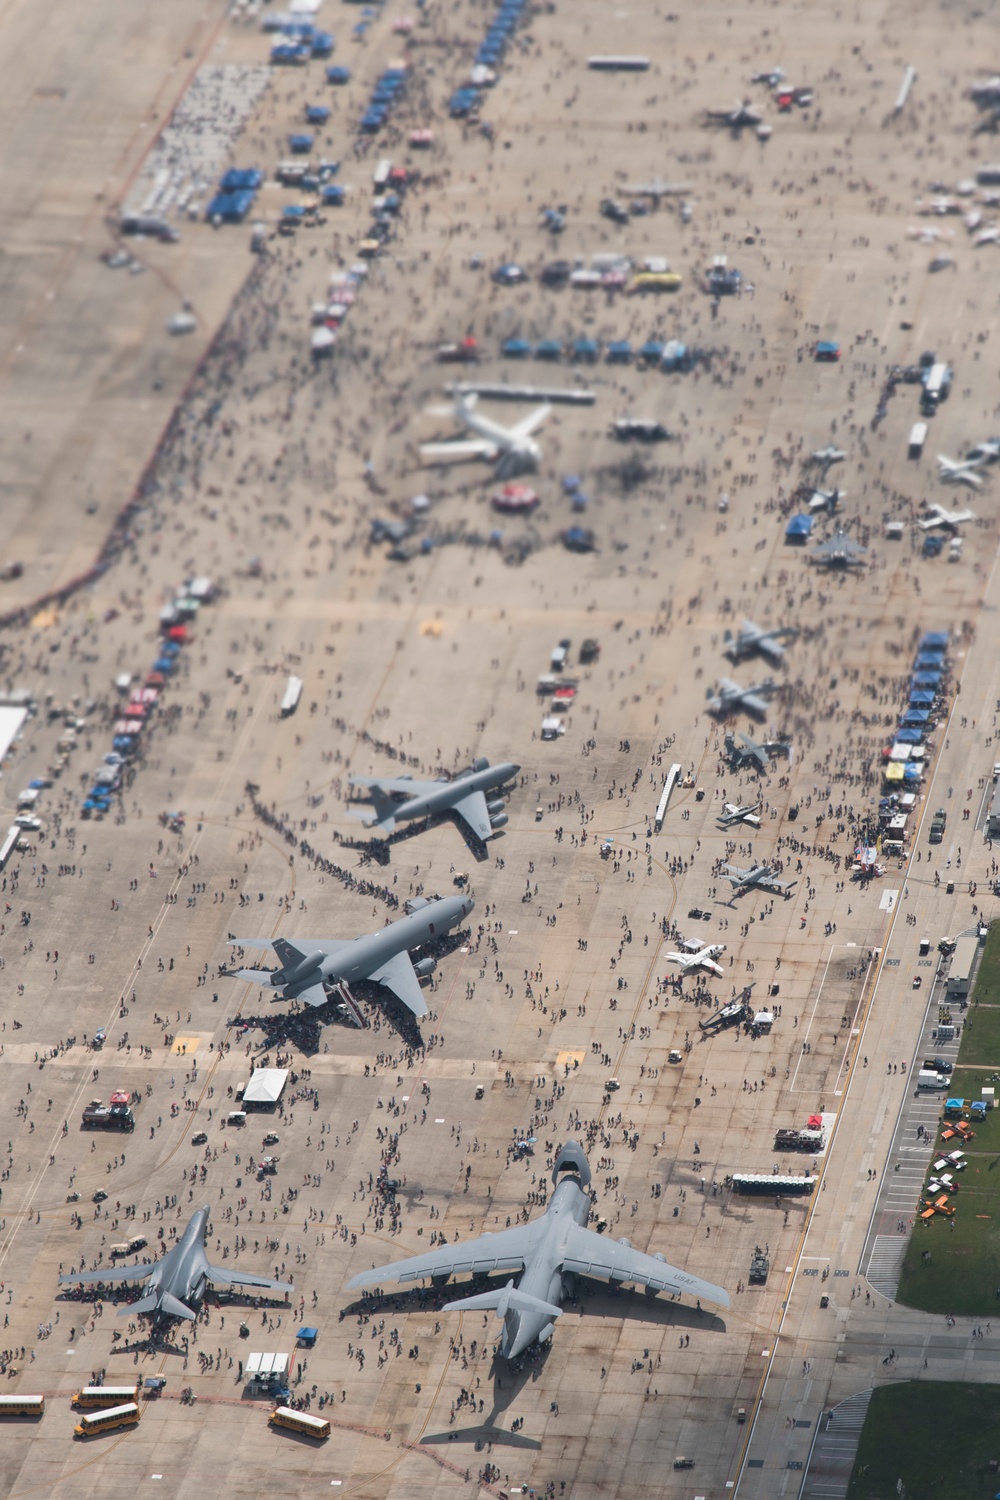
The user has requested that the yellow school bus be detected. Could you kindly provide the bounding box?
[0,1394,44,1417]
[269,1406,331,1440]
[74,1402,140,1438]
[72,1385,140,1409]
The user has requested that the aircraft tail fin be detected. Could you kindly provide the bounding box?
[443,1279,562,1322]
[160,1292,197,1322]
[119,1291,161,1318]
[367,786,397,832]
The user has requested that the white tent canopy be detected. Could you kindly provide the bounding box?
[243,1067,289,1106]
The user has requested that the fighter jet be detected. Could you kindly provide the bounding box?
[58,1206,292,1327]
[707,677,776,719]
[936,454,986,489]
[348,757,518,841]
[918,501,975,530]
[716,800,762,829]
[724,731,791,772]
[806,486,845,517]
[720,862,797,897]
[346,1141,728,1360]
[227,894,474,1018]
[665,941,727,978]
[809,525,867,569]
[723,619,799,666]
[421,394,550,479]
[704,99,763,132]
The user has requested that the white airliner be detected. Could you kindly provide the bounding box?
[919,501,975,531]
[421,394,550,478]
[665,942,727,978]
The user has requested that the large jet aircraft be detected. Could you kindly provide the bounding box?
[347,757,518,841]
[58,1206,291,1327]
[226,894,474,1018]
[421,394,550,478]
[919,501,975,531]
[723,619,798,666]
[347,1142,728,1360]
[809,525,866,569]
[707,677,776,719]
[807,444,846,471]
[720,862,797,897]
[665,941,726,978]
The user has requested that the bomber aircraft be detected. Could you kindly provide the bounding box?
[723,619,798,666]
[58,1206,292,1328]
[347,1141,728,1360]
[707,677,776,719]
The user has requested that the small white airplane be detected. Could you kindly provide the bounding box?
[906,225,954,244]
[707,677,776,719]
[705,100,763,131]
[968,439,1000,463]
[807,444,846,469]
[723,619,798,666]
[665,942,727,978]
[937,454,986,489]
[717,800,762,829]
[918,502,975,531]
[421,394,550,479]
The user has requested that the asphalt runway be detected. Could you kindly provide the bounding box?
[0,0,998,1496]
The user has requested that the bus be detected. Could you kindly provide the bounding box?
[269,1406,331,1441]
[654,764,683,833]
[74,1402,140,1438]
[72,1385,140,1409]
[0,1394,44,1418]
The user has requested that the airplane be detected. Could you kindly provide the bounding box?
[622,178,693,199]
[707,677,776,719]
[58,1206,292,1327]
[705,100,763,131]
[918,502,975,531]
[226,894,474,1018]
[720,862,797,897]
[420,394,550,479]
[716,800,762,829]
[665,941,727,978]
[807,444,846,471]
[346,1140,729,1360]
[807,486,845,516]
[809,525,867,569]
[724,730,790,772]
[347,756,519,841]
[968,439,1000,463]
[937,454,986,489]
[723,619,799,666]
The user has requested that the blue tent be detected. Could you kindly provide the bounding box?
[914,651,945,671]
[911,671,942,689]
[785,515,813,542]
[903,762,923,782]
[899,708,930,727]
[220,168,262,192]
[909,690,936,707]
[206,190,255,222]
[920,631,950,651]
[895,727,923,744]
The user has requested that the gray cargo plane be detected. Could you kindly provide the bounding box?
[348,757,519,841]
[720,862,797,897]
[707,677,776,718]
[58,1206,292,1326]
[723,619,798,666]
[347,1141,728,1360]
[227,894,474,1018]
[724,730,791,772]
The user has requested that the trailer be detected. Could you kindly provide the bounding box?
[774,1128,825,1152]
[653,764,683,833]
[731,1173,816,1197]
[280,676,303,717]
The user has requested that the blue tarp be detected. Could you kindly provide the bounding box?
[220,168,262,191]
[785,515,814,540]
[206,190,255,222]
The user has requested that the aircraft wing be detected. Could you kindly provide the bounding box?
[347,1219,547,1291]
[508,403,551,440]
[59,1264,154,1288]
[206,1263,293,1294]
[421,439,496,459]
[350,775,439,796]
[702,958,724,978]
[453,789,494,841]
[368,951,429,1018]
[561,1223,729,1307]
[740,692,770,717]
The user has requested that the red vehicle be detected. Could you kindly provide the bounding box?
[492,483,540,513]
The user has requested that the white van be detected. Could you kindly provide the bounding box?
[916,1070,947,1092]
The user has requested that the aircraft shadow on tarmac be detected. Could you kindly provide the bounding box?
[338,811,494,867]
[420,1344,552,1451]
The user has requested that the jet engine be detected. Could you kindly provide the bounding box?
[412,956,437,977]
[472,756,490,772]
[486,799,506,816]
[489,812,508,829]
